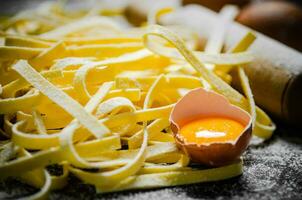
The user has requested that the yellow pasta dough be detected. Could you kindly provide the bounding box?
[0,2,275,199]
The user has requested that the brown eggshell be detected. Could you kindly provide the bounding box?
[170,88,252,167]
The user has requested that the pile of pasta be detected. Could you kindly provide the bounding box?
[0,2,275,199]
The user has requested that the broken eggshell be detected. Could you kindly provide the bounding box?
[170,88,252,167]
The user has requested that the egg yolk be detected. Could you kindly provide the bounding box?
[179,117,245,144]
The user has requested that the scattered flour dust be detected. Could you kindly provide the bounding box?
[106,136,302,200]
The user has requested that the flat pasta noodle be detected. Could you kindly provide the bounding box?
[0,46,43,60]
[1,69,62,98]
[97,160,243,193]
[71,75,169,188]
[5,35,53,48]
[0,2,275,199]
[143,25,275,139]
[29,41,67,70]
[12,60,110,139]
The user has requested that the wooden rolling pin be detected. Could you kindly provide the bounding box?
[127,3,302,126]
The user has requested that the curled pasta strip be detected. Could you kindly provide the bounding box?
[143,25,275,139]
[128,118,170,149]
[11,120,120,151]
[73,64,107,104]
[71,75,164,188]
[58,82,114,168]
[0,146,62,179]
[144,25,247,108]
[96,97,136,118]
[0,89,42,114]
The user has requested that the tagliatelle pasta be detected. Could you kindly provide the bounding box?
[0,2,275,199]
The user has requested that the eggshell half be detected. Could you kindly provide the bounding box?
[170,88,252,166]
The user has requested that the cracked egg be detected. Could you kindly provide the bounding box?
[170,88,252,167]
